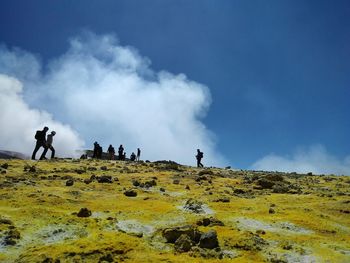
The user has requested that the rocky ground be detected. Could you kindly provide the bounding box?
[0,159,349,262]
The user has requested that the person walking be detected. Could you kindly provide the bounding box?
[44,131,56,159]
[137,148,141,161]
[196,149,204,168]
[32,126,49,160]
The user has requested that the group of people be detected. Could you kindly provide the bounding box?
[93,142,141,162]
[31,126,56,160]
[31,126,204,166]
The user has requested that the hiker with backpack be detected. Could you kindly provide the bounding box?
[32,126,49,160]
[108,144,115,160]
[93,142,100,158]
[118,145,124,160]
[196,149,204,168]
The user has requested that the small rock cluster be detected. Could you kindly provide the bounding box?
[0,217,21,246]
[132,178,157,188]
[162,225,219,253]
[183,198,206,214]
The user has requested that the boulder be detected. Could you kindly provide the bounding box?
[83,178,92,184]
[66,179,74,186]
[162,225,202,243]
[144,179,157,188]
[197,217,224,227]
[132,180,140,187]
[124,189,137,197]
[97,175,112,183]
[77,208,92,217]
[199,230,219,249]
[174,234,193,252]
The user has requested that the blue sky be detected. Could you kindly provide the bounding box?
[0,1,349,173]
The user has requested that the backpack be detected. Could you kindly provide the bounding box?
[34,130,41,140]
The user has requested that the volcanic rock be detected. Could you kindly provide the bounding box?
[183,199,205,214]
[97,175,112,183]
[4,229,21,246]
[162,225,202,244]
[174,234,193,252]
[124,189,137,197]
[196,217,224,227]
[66,179,74,186]
[199,230,219,249]
[77,208,92,217]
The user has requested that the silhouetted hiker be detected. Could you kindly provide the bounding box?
[196,149,204,168]
[137,148,141,161]
[118,145,124,160]
[108,144,115,160]
[97,145,103,159]
[130,152,136,161]
[93,142,100,158]
[32,127,49,160]
[42,131,56,159]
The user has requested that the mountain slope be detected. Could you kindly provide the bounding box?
[0,159,349,262]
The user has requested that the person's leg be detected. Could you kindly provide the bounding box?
[40,144,48,160]
[50,145,55,159]
[31,141,41,160]
[198,159,203,167]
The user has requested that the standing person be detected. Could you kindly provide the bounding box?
[93,142,99,158]
[108,144,115,160]
[32,126,49,160]
[196,149,204,168]
[97,145,103,159]
[44,131,56,159]
[137,148,141,161]
[118,145,124,160]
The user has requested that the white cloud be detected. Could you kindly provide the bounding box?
[0,74,84,158]
[0,32,226,165]
[251,145,350,175]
